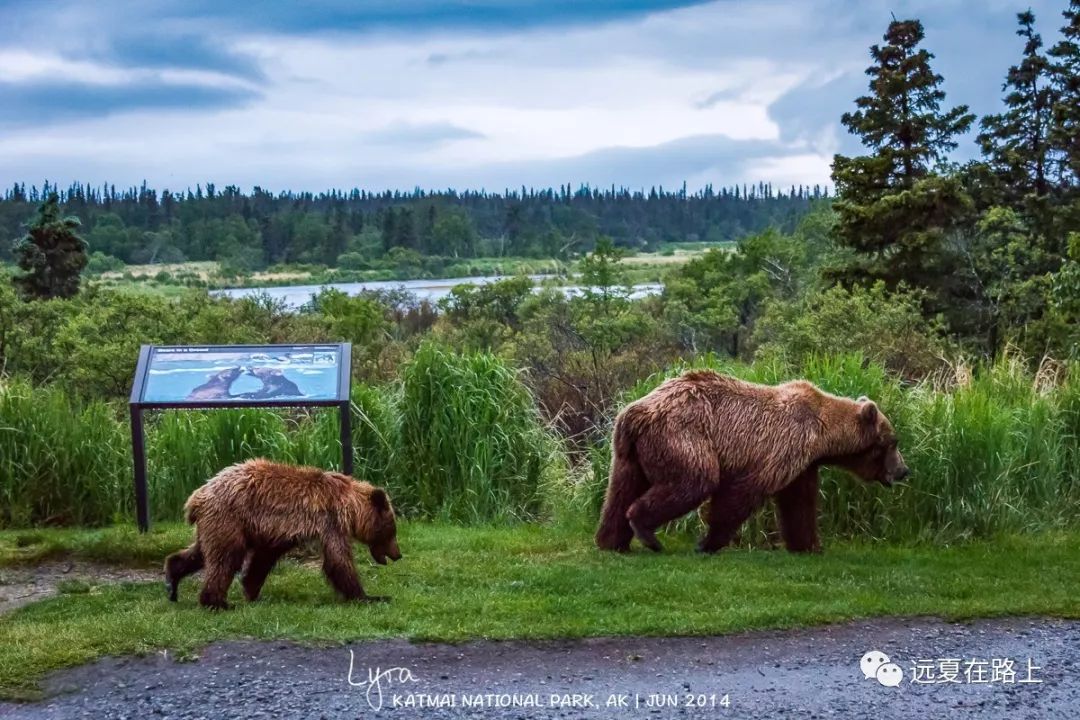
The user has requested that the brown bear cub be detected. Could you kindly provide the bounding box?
[596,370,908,554]
[165,459,401,609]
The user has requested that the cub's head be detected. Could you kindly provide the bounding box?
[833,397,909,487]
[358,487,402,565]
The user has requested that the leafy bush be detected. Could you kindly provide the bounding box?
[336,251,369,271]
[752,282,951,378]
[83,252,125,275]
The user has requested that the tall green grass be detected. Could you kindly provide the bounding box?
[0,346,562,527]
[2,353,1078,540]
[0,382,129,526]
[397,342,564,522]
[577,353,1080,542]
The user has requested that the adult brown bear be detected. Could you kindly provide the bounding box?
[165,459,401,609]
[595,371,908,554]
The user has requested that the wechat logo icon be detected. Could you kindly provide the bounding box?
[861,650,903,687]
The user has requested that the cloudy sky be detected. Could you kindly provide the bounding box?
[0,0,1068,193]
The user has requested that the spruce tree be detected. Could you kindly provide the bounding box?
[831,19,974,294]
[12,193,87,299]
[977,11,1057,202]
[1049,0,1080,185]
[968,10,1063,355]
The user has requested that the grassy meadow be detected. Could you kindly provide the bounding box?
[1,523,1078,700]
[1,347,1079,699]
[91,256,581,293]
[86,247,705,295]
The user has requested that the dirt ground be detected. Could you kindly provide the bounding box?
[0,562,159,615]
[2,616,1076,719]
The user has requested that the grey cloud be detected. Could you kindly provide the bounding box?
[419,134,809,191]
[363,122,486,148]
[0,82,261,127]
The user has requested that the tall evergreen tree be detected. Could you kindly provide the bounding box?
[977,11,1058,203]
[12,193,87,299]
[830,19,975,295]
[1049,0,1080,187]
[965,10,1065,357]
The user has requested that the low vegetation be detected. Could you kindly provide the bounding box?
[0,524,1078,700]
[2,349,1077,544]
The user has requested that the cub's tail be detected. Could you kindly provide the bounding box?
[595,409,650,551]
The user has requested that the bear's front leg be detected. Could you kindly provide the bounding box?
[775,468,822,553]
[321,536,390,603]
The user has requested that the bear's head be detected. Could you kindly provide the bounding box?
[359,487,402,565]
[831,397,909,487]
[216,367,242,383]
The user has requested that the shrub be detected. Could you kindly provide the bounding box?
[336,251,369,271]
[752,282,952,378]
[397,342,563,522]
[84,252,125,275]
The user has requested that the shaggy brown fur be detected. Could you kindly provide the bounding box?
[595,371,908,554]
[165,459,401,609]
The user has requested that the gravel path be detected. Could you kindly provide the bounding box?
[2,617,1077,719]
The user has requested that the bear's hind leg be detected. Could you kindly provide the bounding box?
[775,469,821,553]
[596,453,650,552]
[626,484,708,552]
[164,542,204,602]
[198,535,246,610]
[241,542,295,601]
[322,535,388,603]
[698,482,765,553]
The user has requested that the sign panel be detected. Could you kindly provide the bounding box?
[128,343,353,532]
[138,344,344,404]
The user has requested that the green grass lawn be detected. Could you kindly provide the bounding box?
[1,523,1078,700]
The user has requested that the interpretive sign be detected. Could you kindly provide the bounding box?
[128,344,353,531]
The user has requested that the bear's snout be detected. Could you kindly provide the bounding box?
[370,541,401,565]
[882,464,909,487]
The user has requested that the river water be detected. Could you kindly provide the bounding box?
[215,275,663,309]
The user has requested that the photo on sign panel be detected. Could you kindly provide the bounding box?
[140,346,341,403]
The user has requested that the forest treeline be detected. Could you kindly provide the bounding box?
[0,180,823,270]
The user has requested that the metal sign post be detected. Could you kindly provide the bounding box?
[128,343,353,532]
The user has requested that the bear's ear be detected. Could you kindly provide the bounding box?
[859,399,878,424]
[371,488,389,513]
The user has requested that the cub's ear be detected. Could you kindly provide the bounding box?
[371,488,389,513]
[859,399,879,424]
